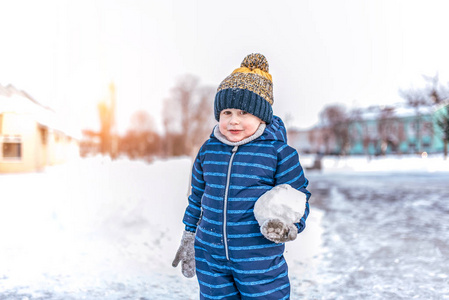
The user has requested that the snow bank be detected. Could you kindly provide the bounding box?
[0,156,199,298]
[300,154,449,174]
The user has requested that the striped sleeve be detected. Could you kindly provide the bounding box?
[182,146,206,232]
[274,144,311,234]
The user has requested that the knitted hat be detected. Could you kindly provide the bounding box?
[214,53,273,123]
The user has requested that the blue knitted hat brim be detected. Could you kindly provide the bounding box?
[214,88,273,124]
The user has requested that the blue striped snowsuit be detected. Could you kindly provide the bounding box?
[182,116,311,299]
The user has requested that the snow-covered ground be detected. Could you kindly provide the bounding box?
[0,154,448,299]
[1,157,200,299]
[300,153,449,174]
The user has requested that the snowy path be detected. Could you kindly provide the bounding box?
[305,171,449,299]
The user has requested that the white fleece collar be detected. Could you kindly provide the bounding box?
[213,123,266,146]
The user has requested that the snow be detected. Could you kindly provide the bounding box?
[0,154,448,299]
[254,184,307,225]
[304,171,449,299]
[300,153,449,174]
[0,157,197,299]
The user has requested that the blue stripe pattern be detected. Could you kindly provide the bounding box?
[182,116,309,299]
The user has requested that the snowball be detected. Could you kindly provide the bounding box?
[254,184,307,226]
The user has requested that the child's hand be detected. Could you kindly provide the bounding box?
[261,219,297,243]
[172,231,196,278]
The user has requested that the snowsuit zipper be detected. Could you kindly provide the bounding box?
[223,145,238,260]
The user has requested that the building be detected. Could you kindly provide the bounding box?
[286,129,313,154]
[0,84,79,173]
[288,104,448,156]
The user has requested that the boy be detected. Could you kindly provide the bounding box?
[173,53,311,299]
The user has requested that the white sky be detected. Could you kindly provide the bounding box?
[1,0,449,134]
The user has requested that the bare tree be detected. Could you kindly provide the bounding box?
[377,106,397,155]
[120,110,161,160]
[129,110,155,132]
[435,104,449,159]
[399,74,449,153]
[163,75,215,157]
[188,86,215,152]
[423,73,449,105]
[399,89,428,153]
[319,104,350,155]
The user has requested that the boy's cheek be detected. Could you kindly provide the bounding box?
[218,124,227,136]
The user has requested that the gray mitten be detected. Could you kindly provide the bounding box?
[261,219,297,244]
[172,231,196,278]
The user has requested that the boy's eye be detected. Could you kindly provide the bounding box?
[222,110,231,115]
[240,111,247,115]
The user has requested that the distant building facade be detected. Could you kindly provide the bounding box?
[288,104,448,156]
[0,84,79,173]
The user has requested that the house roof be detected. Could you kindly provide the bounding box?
[0,84,80,139]
[354,104,435,122]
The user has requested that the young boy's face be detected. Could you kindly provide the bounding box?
[219,108,264,142]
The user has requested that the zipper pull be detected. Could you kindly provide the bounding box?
[232,146,238,153]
